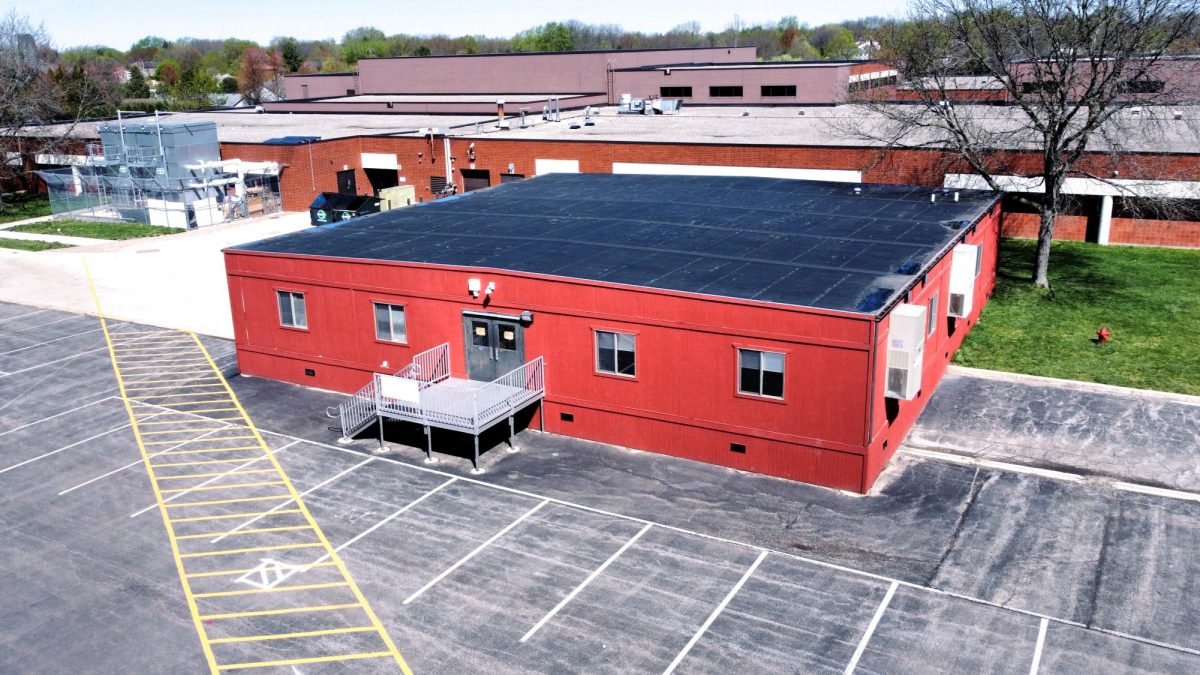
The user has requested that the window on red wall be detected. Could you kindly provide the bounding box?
[373,303,407,343]
[927,292,939,336]
[277,291,307,329]
[595,330,636,377]
[738,348,785,398]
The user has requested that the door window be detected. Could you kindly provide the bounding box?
[471,320,490,347]
[498,323,518,351]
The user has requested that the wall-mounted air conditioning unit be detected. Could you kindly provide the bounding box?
[886,303,927,400]
[947,243,979,318]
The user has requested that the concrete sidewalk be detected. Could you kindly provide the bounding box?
[0,230,107,246]
[0,211,310,338]
[908,365,1200,492]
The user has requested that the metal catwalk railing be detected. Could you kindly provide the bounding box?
[328,343,450,441]
[329,344,545,469]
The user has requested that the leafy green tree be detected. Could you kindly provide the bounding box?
[130,35,168,51]
[512,22,574,52]
[341,26,388,63]
[276,37,304,72]
[412,45,431,57]
[820,27,858,59]
[220,75,238,93]
[124,65,151,98]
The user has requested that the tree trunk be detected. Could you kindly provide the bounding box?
[1034,204,1055,287]
[1035,172,1063,288]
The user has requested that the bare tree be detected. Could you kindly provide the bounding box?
[839,0,1200,287]
[0,12,84,202]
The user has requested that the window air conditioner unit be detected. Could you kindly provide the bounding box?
[886,303,927,400]
[947,244,979,318]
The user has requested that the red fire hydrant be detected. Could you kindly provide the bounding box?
[1096,327,1111,343]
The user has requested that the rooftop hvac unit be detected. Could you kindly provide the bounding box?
[947,244,980,318]
[886,303,927,400]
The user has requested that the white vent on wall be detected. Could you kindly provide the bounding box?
[947,244,980,318]
[886,303,927,400]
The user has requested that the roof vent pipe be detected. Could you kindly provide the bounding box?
[954,191,960,202]
[931,193,937,203]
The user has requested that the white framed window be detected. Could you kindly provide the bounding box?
[373,302,407,343]
[927,292,939,336]
[277,290,307,329]
[595,330,636,377]
[975,242,983,277]
[738,348,785,398]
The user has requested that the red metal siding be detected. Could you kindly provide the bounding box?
[862,205,1003,490]
[225,251,877,489]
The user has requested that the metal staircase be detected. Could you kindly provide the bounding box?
[327,342,451,441]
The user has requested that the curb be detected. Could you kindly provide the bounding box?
[946,364,1200,406]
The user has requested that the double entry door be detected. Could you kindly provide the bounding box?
[463,314,525,382]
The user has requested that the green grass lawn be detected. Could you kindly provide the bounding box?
[0,237,73,251]
[7,220,186,240]
[0,193,52,223]
[955,238,1200,396]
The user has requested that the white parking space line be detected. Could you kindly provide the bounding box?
[0,346,111,378]
[209,456,377,544]
[128,440,300,517]
[403,500,549,605]
[2,315,80,332]
[662,549,769,675]
[0,396,116,438]
[330,478,456,555]
[0,328,105,356]
[1030,618,1049,675]
[135,413,1200,660]
[521,522,653,643]
[0,309,48,323]
[58,426,232,496]
[0,414,162,477]
[844,580,898,675]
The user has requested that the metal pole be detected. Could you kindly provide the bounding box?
[377,415,386,453]
[539,403,544,432]
[424,425,434,463]
[507,415,516,453]
[473,436,480,470]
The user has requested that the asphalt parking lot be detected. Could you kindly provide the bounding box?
[1,300,1198,673]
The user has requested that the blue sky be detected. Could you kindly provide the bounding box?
[11,0,910,50]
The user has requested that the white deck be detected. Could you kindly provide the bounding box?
[378,376,534,435]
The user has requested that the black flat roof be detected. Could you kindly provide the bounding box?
[232,174,999,316]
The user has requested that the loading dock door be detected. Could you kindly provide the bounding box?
[463,315,524,381]
[461,169,491,192]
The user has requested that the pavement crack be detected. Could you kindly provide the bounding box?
[924,467,988,587]
[1082,505,1119,628]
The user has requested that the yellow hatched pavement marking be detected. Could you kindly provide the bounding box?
[176,524,314,540]
[159,480,286,494]
[179,542,324,559]
[193,581,350,599]
[217,651,393,671]
[186,560,338,578]
[86,260,411,675]
[208,625,377,644]
[200,602,363,621]
[87,260,221,674]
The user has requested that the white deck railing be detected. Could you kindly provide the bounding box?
[472,357,545,433]
[329,342,450,439]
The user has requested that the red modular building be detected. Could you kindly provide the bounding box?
[227,173,1000,492]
